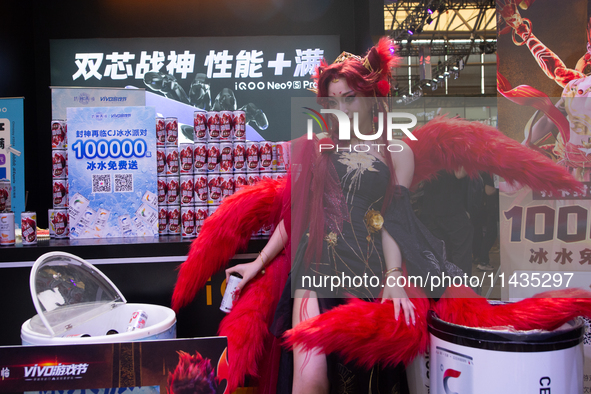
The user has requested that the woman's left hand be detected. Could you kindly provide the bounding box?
[381,277,416,326]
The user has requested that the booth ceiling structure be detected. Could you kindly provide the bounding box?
[384,0,497,97]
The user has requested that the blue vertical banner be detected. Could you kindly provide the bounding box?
[0,97,25,219]
[67,106,157,238]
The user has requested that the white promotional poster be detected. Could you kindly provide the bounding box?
[498,189,591,299]
[66,106,157,238]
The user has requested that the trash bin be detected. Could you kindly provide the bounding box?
[21,251,176,345]
[428,310,584,393]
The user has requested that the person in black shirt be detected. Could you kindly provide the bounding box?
[419,168,474,276]
[472,172,499,271]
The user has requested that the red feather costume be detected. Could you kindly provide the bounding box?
[171,38,588,393]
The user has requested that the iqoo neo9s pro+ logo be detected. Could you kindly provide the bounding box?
[304,108,417,153]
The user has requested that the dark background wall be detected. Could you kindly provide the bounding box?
[0,0,384,345]
[1,0,384,227]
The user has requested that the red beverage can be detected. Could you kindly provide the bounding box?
[271,141,279,172]
[259,141,273,172]
[232,110,246,140]
[167,206,181,234]
[193,142,208,173]
[0,212,15,246]
[283,141,292,170]
[247,173,261,186]
[0,180,12,212]
[158,206,168,235]
[156,117,166,146]
[52,209,69,238]
[51,120,67,149]
[166,176,180,205]
[53,179,68,208]
[206,111,220,141]
[261,173,273,182]
[208,204,219,219]
[261,222,274,238]
[220,174,235,202]
[21,211,37,245]
[233,141,246,172]
[276,141,288,171]
[195,205,208,235]
[194,174,208,204]
[179,143,194,174]
[165,147,179,175]
[165,117,178,146]
[207,143,220,173]
[127,310,149,332]
[219,111,233,140]
[157,177,167,205]
[194,110,207,141]
[246,141,260,172]
[181,206,196,238]
[220,273,242,313]
[220,142,233,173]
[48,209,56,238]
[234,173,248,191]
[52,149,68,179]
[156,148,166,175]
[273,171,288,180]
[207,174,223,205]
[180,175,194,205]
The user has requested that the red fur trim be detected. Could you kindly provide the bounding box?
[377,80,390,96]
[436,287,591,331]
[284,287,432,368]
[406,116,582,194]
[375,37,400,77]
[219,253,290,392]
[172,178,285,311]
[286,287,591,369]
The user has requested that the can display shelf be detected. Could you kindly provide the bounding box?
[0,236,267,266]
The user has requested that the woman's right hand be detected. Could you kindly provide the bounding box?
[225,259,264,292]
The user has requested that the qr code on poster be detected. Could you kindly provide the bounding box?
[92,174,112,193]
[115,173,133,192]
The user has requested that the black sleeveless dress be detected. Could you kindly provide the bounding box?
[272,151,462,393]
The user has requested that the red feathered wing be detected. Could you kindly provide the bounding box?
[406,116,582,194]
[284,286,432,368]
[172,177,285,311]
[218,253,290,392]
[171,177,289,394]
[435,287,591,331]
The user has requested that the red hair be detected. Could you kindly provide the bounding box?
[315,38,399,99]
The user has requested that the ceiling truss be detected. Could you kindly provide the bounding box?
[384,0,497,98]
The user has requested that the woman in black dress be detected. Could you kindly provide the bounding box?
[226,38,461,394]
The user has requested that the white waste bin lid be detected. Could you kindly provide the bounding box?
[29,251,127,337]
